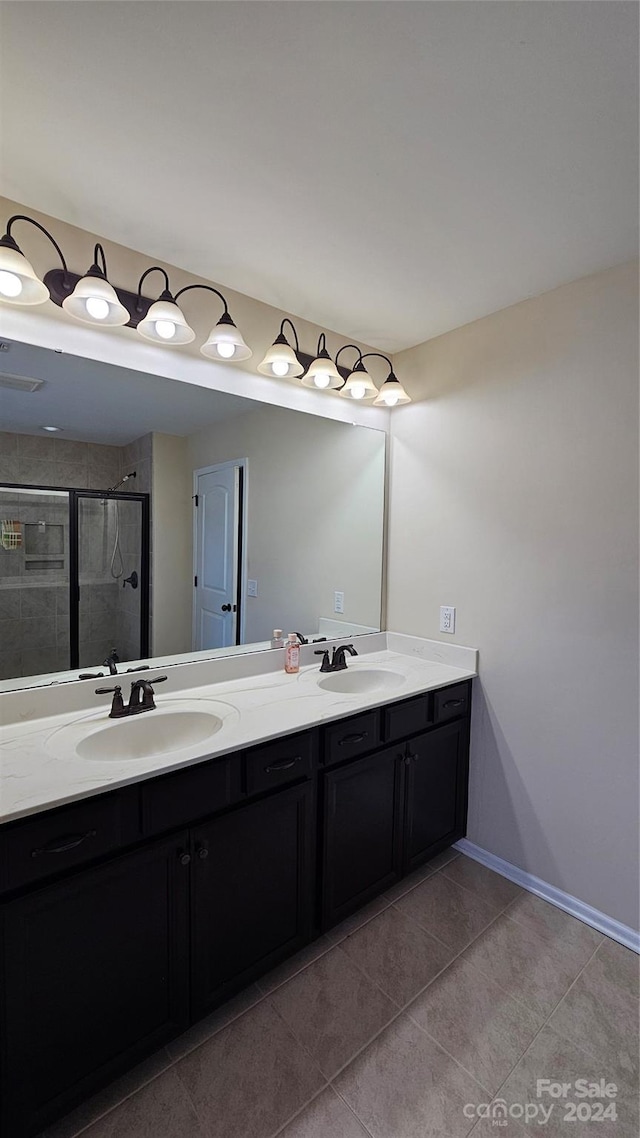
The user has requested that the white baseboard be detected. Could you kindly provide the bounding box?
[453,839,640,954]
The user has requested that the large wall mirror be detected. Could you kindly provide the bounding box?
[0,339,386,690]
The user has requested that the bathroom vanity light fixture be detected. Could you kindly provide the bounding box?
[0,213,251,364]
[362,353,411,406]
[0,215,67,305]
[62,244,129,327]
[300,334,343,389]
[335,347,379,401]
[134,268,196,345]
[258,319,304,378]
[173,284,252,361]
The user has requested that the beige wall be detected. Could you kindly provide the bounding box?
[151,433,192,657]
[187,406,385,644]
[388,261,639,930]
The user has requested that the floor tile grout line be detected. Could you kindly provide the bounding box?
[480,936,608,1109]
[330,1083,383,1138]
[449,909,607,1022]
[404,1016,495,1098]
[255,939,334,996]
[267,1079,332,1138]
[43,1051,175,1138]
[438,861,523,913]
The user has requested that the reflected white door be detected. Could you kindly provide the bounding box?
[193,463,242,651]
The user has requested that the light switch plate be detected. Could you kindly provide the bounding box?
[439,605,456,634]
[247,579,258,597]
[334,590,345,614]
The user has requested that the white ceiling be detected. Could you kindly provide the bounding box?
[0,339,252,444]
[0,1,637,353]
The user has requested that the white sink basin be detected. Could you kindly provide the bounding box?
[47,699,238,763]
[317,668,405,695]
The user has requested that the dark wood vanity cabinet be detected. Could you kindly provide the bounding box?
[191,780,315,1017]
[319,689,471,929]
[0,679,471,1138]
[0,832,190,1138]
[321,746,404,927]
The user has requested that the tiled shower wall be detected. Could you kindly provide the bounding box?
[0,431,152,681]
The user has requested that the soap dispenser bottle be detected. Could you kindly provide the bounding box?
[284,633,300,674]
[271,629,284,649]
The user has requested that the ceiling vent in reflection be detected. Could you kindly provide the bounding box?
[0,372,44,393]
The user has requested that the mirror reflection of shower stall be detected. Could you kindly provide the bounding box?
[0,482,149,680]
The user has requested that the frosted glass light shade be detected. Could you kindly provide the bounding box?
[300,351,343,390]
[258,339,303,378]
[338,365,378,401]
[201,315,252,361]
[0,244,49,305]
[62,274,129,326]
[373,375,411,407]
[137,297,195,344]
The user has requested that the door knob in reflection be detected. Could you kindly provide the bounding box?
[221,603,237,612]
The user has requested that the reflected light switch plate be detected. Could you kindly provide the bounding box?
[247,579,258,597]
[334,590,344,614]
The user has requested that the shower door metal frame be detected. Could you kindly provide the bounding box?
[70,489,150,670]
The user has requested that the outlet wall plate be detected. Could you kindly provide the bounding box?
[439,605,456,634]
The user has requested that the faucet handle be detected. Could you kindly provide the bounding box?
[314,650,331,673]
[95,685,127,719]
[147,676,168,685]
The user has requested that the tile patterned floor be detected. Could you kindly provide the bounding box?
[40,850,639,1138]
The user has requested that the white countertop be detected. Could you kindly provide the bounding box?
[0,633,477,825]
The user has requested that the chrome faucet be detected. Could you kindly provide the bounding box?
[314,644,358,672]
[96,676,167,718]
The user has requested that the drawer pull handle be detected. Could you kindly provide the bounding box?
[338,732,368,746]
[178,851,191,866]
[196,843,209,860]
[443,699,464,708]
[31,830,97,858]
[264,756,302,773]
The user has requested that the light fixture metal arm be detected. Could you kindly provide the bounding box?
[173,283,229,316]
[359,351,394,376]
[135,265,172,308]
[279,318,299,352]
[92,243,108,277]
[334,344,363,368]
[3,214,70,279]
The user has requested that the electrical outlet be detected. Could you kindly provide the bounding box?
[439,605,456,634]
[247,579,258,597]
[334,590,345,614]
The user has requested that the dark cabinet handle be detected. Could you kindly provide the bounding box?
[338,732,368,747]
[196,843,209,860]
[443,698,464,708]
[264,756,302,773]
[31,830,97,858]
[178,851,191,866]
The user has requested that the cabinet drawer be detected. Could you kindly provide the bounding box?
[245,732,315,796]
[433,683,470,724]
[323,710,381,768]
[141,755,242,836]
[383,694,431,743]
[0,790,139,893]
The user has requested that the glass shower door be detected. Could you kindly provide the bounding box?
[74,492,149,671]
[0,485,70,681]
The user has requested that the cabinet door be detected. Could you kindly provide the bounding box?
[403,720,468,874]
[321,746,403,930]
[191,781,315,1017]
[0,834,190,1138]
